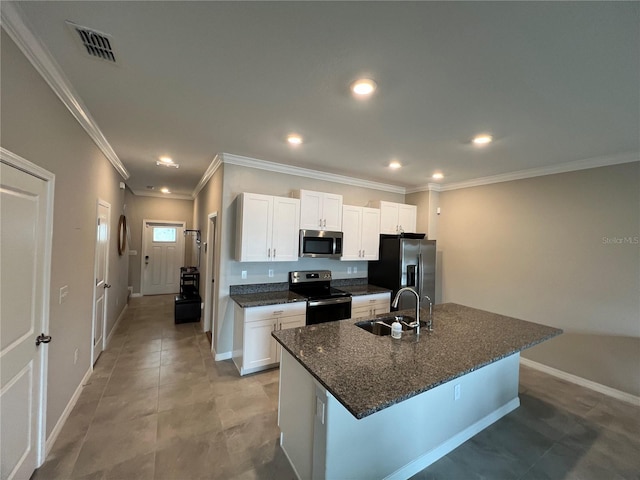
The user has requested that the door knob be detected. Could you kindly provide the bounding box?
[145,255,149,265]
[104,284,112,288]
[36,333,52,346]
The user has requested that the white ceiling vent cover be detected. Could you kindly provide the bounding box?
[66,21,116,63]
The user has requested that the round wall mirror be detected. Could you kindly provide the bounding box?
[117,214,127,255]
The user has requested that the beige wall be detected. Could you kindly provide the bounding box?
[192,165,225,342]
[124,191,194,294]
[435,163,640,396]
[1,31,129,436]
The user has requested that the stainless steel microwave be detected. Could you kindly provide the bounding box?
[299,230,343,259]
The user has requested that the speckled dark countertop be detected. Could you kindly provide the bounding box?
[272,303,562,419]
[230,290,306,308]
[230,281,389,307]
[338,284,391,296]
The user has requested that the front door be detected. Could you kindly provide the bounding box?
[141,221,185,295]
[92,200,110,364]
[0,157,52,480]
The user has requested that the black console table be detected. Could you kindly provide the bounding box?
[175,267,201,324]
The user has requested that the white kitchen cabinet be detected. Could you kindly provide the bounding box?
[235,192,300,262]
[350,292,391,320]
[371,200,417,234]
[233,302,306,375]
[341,205,380,261]
[295,189,343,231]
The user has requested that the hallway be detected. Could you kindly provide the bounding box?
[33,295,295,480]
[33,295,639,479]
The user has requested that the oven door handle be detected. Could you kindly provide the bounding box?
[308,297,352,307]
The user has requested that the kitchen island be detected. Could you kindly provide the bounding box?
[272,303,562,480]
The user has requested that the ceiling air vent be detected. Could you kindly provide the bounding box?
[66,21,116,63]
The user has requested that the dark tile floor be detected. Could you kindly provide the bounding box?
[32,295,639,480]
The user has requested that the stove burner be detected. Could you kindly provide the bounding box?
[288,270,350,300]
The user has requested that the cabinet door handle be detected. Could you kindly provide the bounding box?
[362,249,365,257]
[273,322,277,331]
[319,219,323,227]
[268,248,271,258]
[273,248,276,258]
[273,310,284,315]
[323,219,327,227]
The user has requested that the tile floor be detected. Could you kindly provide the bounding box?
[32,295,639,480]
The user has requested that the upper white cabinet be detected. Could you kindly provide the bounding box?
[341,205,380,261]
[295,189,343,231]
[236,192,300,262]
[370,201,417,234]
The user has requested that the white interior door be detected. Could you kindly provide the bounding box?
[92,200,110,365]
[142,221,185,295]
[0,158,52,480]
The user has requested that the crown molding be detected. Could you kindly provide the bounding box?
[409,151,640,193]
[1,2,129,180]
[405,183,442,194]
[191,154,223,198]
[219,152,407,194]
[130,189,194,201]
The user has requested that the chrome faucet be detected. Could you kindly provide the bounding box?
[391,287,421,334]
[423,295,433,332]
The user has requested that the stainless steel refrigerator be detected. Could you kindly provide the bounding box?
[368,234,436,311]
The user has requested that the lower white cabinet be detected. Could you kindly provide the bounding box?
[233,302,306,375]
[350,292,391,320]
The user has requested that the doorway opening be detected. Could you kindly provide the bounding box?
[203,213,217,342]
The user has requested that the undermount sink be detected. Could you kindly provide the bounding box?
[355,315,416,336]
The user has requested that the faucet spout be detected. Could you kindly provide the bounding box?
[391,287,421,335]
[423,295,433,332]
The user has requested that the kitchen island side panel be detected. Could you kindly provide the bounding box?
[321,354,519,479]
[279,350,317,480]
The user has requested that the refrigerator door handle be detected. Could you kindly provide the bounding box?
[418,253,423,297]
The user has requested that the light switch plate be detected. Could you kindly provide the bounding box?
[59,285,69,304]
[241,271,247,279]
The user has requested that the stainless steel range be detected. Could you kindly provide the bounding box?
[289,270,352,325]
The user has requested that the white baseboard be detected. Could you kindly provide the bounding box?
[45,367,92,455]
[520,357,640,406]
[130,293,142,298]
[214,350,232,361]
[105,304,127,347]
[386,398,520,480]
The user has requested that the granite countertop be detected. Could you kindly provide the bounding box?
[230,291,306,308]
[230,282,389,307]
[272,303,562,419]
[338,284,391,296]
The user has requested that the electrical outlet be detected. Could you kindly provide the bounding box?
[74,348,79,365]
[241,270,247,279]
[454,384,461,401]
[268,269,274,278]
[347,267,352,274]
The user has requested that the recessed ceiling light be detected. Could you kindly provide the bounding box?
[156,161,179,168]
[159,156,173,164]
[432,172,444,180]
[160,187,171,194]
[389,161,402,169]
[472,134,493,145]
[287,134,303,145]
[351,78,377,96]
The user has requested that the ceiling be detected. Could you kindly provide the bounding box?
[5,1,639,197]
